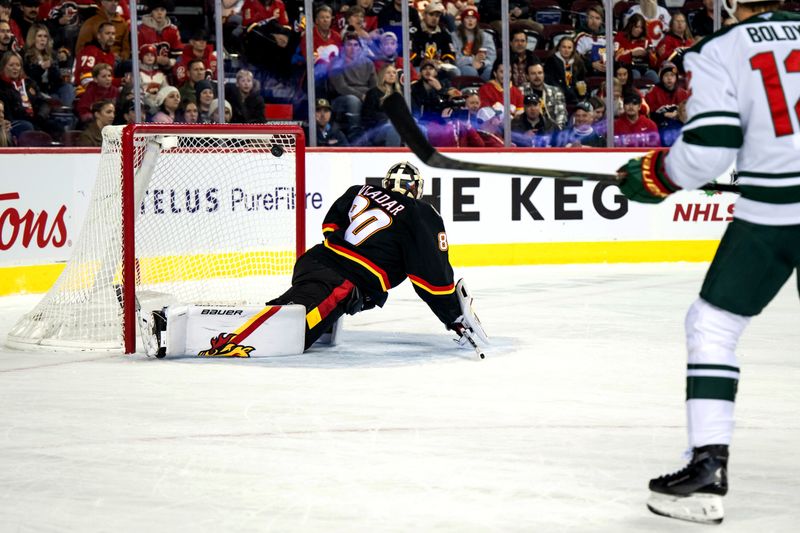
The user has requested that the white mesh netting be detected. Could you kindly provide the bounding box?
[7,125,302,352]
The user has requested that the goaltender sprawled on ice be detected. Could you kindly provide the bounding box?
[145,162,488,359]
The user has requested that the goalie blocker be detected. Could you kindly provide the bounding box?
[146,304,340,358]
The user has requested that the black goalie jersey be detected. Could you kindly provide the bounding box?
[306,184,462,327]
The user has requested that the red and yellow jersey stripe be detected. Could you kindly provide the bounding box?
[407,274,455,295]
[323,239,391,292]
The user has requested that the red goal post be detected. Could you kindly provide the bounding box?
[8,123,306,354]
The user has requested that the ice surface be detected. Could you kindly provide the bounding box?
[0,263,797,532]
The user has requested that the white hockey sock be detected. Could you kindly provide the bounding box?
[684,298,750,448]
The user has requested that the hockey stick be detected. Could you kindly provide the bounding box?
[382,93,740,193]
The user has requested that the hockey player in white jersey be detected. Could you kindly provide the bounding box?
[616,0,800,525]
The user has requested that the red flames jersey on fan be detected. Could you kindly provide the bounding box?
[173,44,217,85]
[138,22,184,57]
[308,184,462,327]
[74,42,116,89]
[241,0,290,29]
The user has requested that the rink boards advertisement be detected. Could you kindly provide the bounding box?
[0,149,737,294]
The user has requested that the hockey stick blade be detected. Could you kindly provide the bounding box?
[382,92,739,193]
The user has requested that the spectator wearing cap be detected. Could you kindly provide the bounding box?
[328,31,377,141]
[656,11,694,68]
[372,31,418,83]
[224,68,265,123]
[556,101,604,147]
[194,78,215,123]
[522,61,567,130]
[310,97,349,147]
[0,0,24,49]
[12,0,41,46]
[358,63,402,146]
[410,2,459,78]
[376,0,421,54]
[645,61,689,146]
[474,106,505,147]
[209,98,232,123]
[137,0,183,70]
[411,57,456,121]
[149,84,179,122]
[511,94,556,147]
[78,98,114,146]
[451,6,495,82]
[76,0,132,60]
[173,28,217,87]
[139,44,167,115]
[614,92,660,147]
[574,4,611,76]
[75,62,118,123]
[479,58,524,117]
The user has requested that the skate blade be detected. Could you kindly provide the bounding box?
[647,491,724,525]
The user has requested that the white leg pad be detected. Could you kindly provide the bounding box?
[163,304,305,357]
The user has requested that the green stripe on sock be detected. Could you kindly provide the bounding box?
[687,376,738,401]
[687,364,740,373]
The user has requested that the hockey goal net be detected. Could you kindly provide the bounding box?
[7,123,306,353]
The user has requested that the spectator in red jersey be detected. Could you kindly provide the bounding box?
[172,28,216,86]
[656,12,694,69]
[73,21,115,95]
[137,0,183,70]
[139,43,167,115]
[76,0,131,60]
[77,97,113,146]
[479,58,523,117]
[614,13,659,85]
[645,61,689,146]
[300,4,341,93]
[75,61,118,123]
[241,0,289,29]
[614,91,660,148]
[11,0,42,47]
[0,0,24,47]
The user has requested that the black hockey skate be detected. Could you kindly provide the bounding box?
[647,445,728,525]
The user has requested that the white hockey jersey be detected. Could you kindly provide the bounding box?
[665,11,800,226]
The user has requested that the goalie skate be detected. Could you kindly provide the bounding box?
[647,444,728,525]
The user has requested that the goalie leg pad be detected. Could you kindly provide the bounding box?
[160,304,305,357]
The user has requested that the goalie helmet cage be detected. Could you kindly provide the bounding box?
[7,123,306,354]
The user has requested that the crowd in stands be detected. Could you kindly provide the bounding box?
[0,0,787,147]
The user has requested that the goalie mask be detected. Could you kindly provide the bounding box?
[382,162,424,199]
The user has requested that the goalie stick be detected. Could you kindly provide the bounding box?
[381,93,739,193]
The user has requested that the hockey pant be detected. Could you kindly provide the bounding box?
[268,254,358,350]
[686,220,800,447]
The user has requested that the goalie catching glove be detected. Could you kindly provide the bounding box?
[616,150,681,204]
